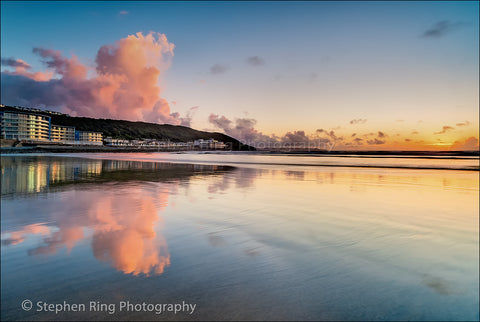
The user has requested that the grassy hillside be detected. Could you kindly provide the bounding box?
[1,106,253,150]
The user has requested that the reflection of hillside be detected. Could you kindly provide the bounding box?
[1,155,235,195]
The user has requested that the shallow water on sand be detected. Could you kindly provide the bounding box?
[1,154,478,321]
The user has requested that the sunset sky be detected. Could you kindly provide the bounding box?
[1,1,478,150]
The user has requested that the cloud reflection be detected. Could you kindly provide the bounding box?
[1,156,236,276]
[90,190,171,276]
[1,223,51,246]
[20,188,171,276]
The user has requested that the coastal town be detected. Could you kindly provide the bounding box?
[0,105,228,150]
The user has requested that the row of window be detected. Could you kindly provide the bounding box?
[1,112,102,142]
[2,123,50,127]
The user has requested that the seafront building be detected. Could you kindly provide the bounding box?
[193,138,226,149]
[104,137,227,150]
[1,105,227,149]
[74,131,103,145]
[0,110,51,141]
[0,108,103,145]
[50,125,76,143]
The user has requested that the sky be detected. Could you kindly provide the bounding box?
[1,1,479,150]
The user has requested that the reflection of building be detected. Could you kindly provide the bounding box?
[1,156,236,196]
[0,157,104,195]
[0,110,51,141]
[50,125,75,143]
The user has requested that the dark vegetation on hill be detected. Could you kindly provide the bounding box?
[1,105,254,150]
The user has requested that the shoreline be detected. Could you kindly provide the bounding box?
[2,150,478,172]
[1,145,479,157]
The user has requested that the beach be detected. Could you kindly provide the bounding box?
[1,153,478,321]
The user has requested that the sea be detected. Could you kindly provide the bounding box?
[1,152,479,321]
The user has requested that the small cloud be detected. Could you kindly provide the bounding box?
[378,131,387,138]
[119,10,129,15]
[351,133,356,137]
[405,138,412,142]
[282,130,310,143]
[422,20,463,38]
[307,72,318,83]
[1,57,31,69]
[456,121,470,127]
[350,118,367,125]
[353,137,363,145]
[367,138,385,145]
[208,113,233,130]
[412,131,419,135]
[434,126,454,134]
[316,129,339,140]
[246,56,265,67]
[199,79,207,84]
[396,119,404,122]
[326,130,337,140]
[210,64,229,75]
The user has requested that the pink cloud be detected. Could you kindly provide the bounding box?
[1,32,188,125]
[208,113,274,143]
[2,56,54,81]
[450,137,479,151]
[282,130,309,143]
[7,68,54,82]
[1,58,31,69]
[33,48,88,78]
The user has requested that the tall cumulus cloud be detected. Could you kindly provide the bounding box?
[1,32,189,125]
